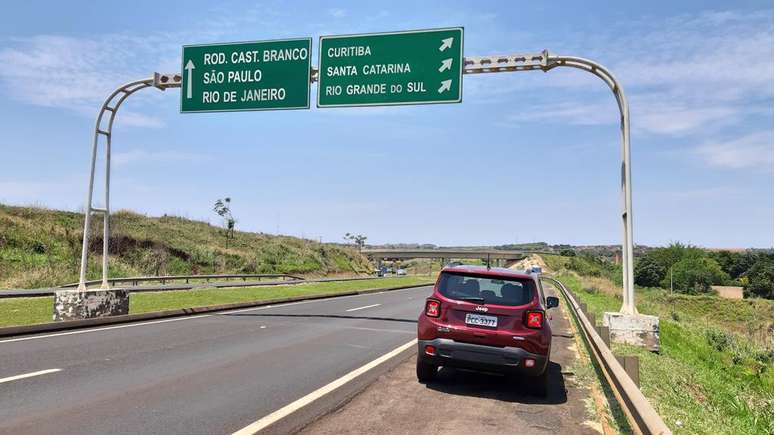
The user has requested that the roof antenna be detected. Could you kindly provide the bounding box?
[486,253,491,270]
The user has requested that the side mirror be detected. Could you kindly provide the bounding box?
[546,296,559,309]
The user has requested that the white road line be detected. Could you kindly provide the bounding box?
[0,368,62,384]
[345,303,381,312]
[232,338,417,435]
[0,286,430,345]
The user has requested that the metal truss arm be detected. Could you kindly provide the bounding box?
[463,51,637,315]
[77,75,180,291]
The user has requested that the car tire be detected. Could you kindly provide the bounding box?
[529,368,549,397]
[416,358,437,383]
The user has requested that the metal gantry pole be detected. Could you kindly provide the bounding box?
[463,51,637,314]
[77,75,180,291]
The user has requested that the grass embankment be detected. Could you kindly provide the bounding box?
[0,276,434,328]
[0,204,372,289]
[556,271,773,434]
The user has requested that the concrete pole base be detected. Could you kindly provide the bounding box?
[603,312,661,352]
[53,289,130,321]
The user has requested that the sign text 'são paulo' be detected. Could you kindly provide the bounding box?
[181,38,312,113]
[317,28,463,107]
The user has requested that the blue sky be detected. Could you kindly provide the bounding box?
[1,1,773,248]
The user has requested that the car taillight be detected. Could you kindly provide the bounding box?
[526,311,544,329]
[425,299,441,318]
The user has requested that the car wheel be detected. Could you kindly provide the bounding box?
[416,358,437,383]
[529,368,549,397]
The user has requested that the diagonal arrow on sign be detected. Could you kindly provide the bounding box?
[438,58,453,73]
[438,37,454,52]
[438,79,452,93]
[184,59,195,99]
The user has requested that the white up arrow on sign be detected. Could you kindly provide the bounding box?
[438,58,453,72]
[184,60,195,99]
[438,79,452,93]
[438,37,454,52]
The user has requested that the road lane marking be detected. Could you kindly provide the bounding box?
[232,338,417,435]
[345,303,381,312]
[0,368,62,384]
[0,315,214,345]
[0,286,431,345]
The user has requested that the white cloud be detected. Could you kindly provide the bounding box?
[501,10,774,138]
[113,149,208,166]
[328,8,347,18]
[0,179,81,206]
[0,34,180,126]
[696,132,774,170]
[118,111,166,128]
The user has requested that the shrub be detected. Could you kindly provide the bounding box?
[634,255,666,287]
[705,328,734,352]
[744,257,774,299]
[666,257,728,294]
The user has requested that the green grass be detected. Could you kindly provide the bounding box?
[0,276,433,328]
[557,272,774,434]
[0,204,372,289]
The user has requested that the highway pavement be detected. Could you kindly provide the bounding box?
[0,285,432,435]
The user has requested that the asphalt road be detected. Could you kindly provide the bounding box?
[0,285,432,435]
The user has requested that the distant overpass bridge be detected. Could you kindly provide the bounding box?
[361,248,553,267]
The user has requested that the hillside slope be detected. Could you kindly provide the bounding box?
[539,254,773,434]
[0,204,371,289]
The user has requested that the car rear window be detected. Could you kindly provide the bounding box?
[437,272,535,306]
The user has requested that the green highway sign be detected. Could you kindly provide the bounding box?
[317,28,464,107]
[181,38,311,113]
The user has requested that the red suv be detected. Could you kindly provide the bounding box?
[416,265,559,396]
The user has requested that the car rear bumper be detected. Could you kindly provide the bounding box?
[417,338,548,376]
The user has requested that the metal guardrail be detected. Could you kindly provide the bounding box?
[58,273,305,289]
[541,276,671,435]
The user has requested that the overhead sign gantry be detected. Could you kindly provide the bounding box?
[75,28,643,322]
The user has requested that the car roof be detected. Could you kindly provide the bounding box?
[441,264,536,280]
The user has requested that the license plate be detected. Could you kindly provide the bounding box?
[465,313,497,328]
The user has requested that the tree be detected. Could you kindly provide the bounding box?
[343,233,367,252]
[710,250,759,280]
[213,198,236,242]
[634,255,666,288]
[668,256,728,294]
[744,257,774,299]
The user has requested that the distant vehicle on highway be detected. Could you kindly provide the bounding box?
[416,265,559,396]
[396,268,407,276]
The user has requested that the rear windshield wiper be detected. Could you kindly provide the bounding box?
[460,296,485,303]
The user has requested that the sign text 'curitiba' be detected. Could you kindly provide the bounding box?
[317,28,464,107]
[181,38,312,113]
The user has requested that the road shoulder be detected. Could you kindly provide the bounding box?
[298,283,604,435]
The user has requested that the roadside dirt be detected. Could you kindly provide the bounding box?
[508,254,551,273]
[298,284,603,435]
